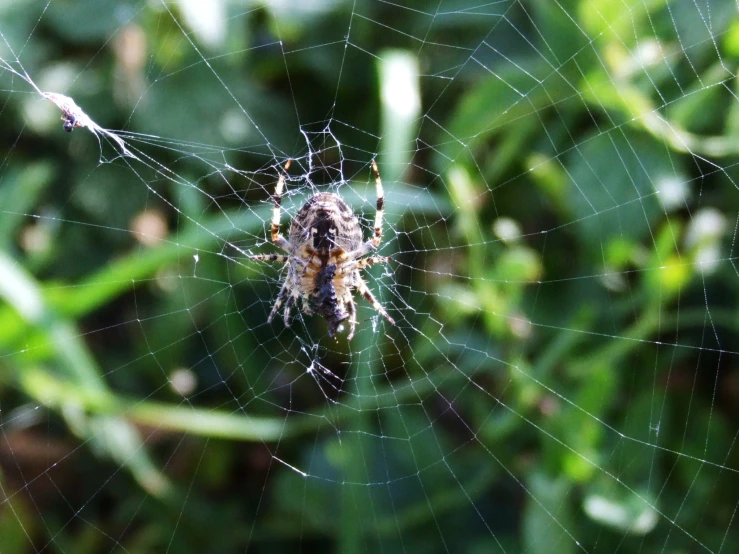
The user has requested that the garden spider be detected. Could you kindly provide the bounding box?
[251,160,395,340]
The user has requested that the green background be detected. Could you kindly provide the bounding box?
[0,0,738,552]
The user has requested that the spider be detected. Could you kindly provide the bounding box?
[251,160,395,340]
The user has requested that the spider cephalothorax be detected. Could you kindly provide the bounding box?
[251,160,395,340]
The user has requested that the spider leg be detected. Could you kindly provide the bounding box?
[345,292,357,340]
[271,160,294,253]
[336,256,390,275]
[250,254,289,263]
[370,160,385,249]
[356,273,395,326]
[267,281,290,323]
[340,160,386,261]
[283,291,299,327]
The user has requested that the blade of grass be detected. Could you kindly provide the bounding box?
[0,251,171,497]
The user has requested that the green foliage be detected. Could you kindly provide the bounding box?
[0,0,738,553]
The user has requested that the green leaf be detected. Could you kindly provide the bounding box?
[522,471,576,554]
[566,129,678,258]
[0,161,55,249]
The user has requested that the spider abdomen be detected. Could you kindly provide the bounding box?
[289,192,362,253]
[311,263,350,337]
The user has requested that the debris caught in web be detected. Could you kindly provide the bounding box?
[41,91,137,160]
[0,58,137,161]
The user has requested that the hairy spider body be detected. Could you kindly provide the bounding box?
[251,161,395,340]
[312,263,348,332]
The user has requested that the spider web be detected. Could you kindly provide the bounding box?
[0,0,737,552]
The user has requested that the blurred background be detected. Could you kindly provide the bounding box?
[0,0,738,552]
